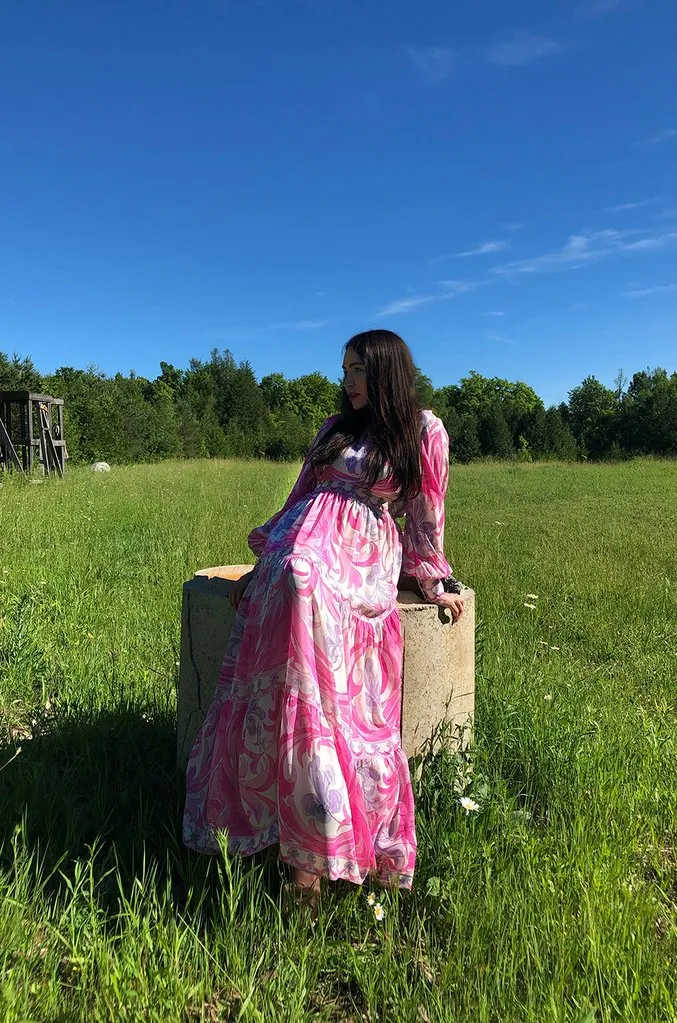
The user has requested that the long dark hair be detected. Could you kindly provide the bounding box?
[311,330,423,501]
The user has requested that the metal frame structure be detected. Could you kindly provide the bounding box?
[0,391,66,477]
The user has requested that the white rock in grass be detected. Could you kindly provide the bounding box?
[91,461,111,472]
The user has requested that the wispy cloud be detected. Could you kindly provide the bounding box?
[266,320,327,331]
[484,310,505,317]
[576,0,622,17]
[492,228,677,276]
[406,46,456,82]
[606,198,658,212]
[502,222,524,231]
[377,279,479,317]
[487,332,516,346]
[642,129,677,146]
[622,283,677,298]
[437,279,481,294]
[483,31,562,67]
[458,240,510,257]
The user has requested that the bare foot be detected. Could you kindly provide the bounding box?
[283,868,321,920]
[293,868,321,891]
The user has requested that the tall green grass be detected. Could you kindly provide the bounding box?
[1,459,675,1022]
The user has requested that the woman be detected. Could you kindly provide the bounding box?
[183,330,464,913]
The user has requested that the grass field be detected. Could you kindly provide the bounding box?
[1,458,676,1022]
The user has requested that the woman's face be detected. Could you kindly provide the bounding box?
[342,348,368,409]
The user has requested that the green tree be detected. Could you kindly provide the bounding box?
[568,376,618,457]
[622,368,677,455]
[521,405,550,457]
[453,413,482,463]
[544,407,579,460]
[146,379,182,458]
[0,352,42,391]
[479,402,513,458]
[260,372,292,412]
[415,368,435,409]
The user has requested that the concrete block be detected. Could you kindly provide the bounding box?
[398,589,475,756]
[177,566,475,767]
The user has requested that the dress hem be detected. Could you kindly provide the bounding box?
[183,824,413,890]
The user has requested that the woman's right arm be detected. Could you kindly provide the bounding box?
[247,414,340,557]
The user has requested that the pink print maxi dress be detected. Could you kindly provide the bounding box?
[183,409,452,888]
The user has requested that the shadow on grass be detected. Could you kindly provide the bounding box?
[0,695,469,935]
[0,699,283,917]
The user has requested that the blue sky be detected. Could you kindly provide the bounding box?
[1,0,676,406]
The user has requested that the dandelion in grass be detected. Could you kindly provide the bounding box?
[367,892,376,907]
[373,903,385,921]
[459,796,480,815]
[526,593,539,600]
[524,603,537,610]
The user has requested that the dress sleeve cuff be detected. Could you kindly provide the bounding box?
[420,577,445,603]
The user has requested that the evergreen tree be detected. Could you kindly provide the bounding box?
[521,405,550,457]
[479,402,513,458]
[453,413,482,463]
[0,353,42,392]
[545,406,578,460]
[5,346,676,465]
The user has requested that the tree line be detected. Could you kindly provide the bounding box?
[1,350,675,465]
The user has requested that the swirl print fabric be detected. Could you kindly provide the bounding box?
[182,410,452,888]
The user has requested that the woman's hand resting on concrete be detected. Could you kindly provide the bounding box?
[435,592,464,621]
[229,569,256,611]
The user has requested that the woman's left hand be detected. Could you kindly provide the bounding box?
[435,592,464,621]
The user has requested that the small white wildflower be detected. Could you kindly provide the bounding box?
[550,645,560,651]
[543,694,553,702]
[538,640,549,646]
[459,796,480,814]
[373,903,385,921]
[524,603,537,610]
[494,521,504,525]
[526,593,539,600]
[367,892,376,906]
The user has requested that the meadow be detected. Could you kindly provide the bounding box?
[0,457,676,1023]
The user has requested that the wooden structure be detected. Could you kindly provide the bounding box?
[0,392,67,477]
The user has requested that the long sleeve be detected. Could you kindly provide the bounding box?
[401,413,453,603]
[248,415,339,557]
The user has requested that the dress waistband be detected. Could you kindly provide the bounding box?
[314,479,388,511]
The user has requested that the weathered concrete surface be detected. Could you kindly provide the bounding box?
[177,565,475,767]
[397,589,475,756]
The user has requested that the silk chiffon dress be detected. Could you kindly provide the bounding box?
[183,409,452,888]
